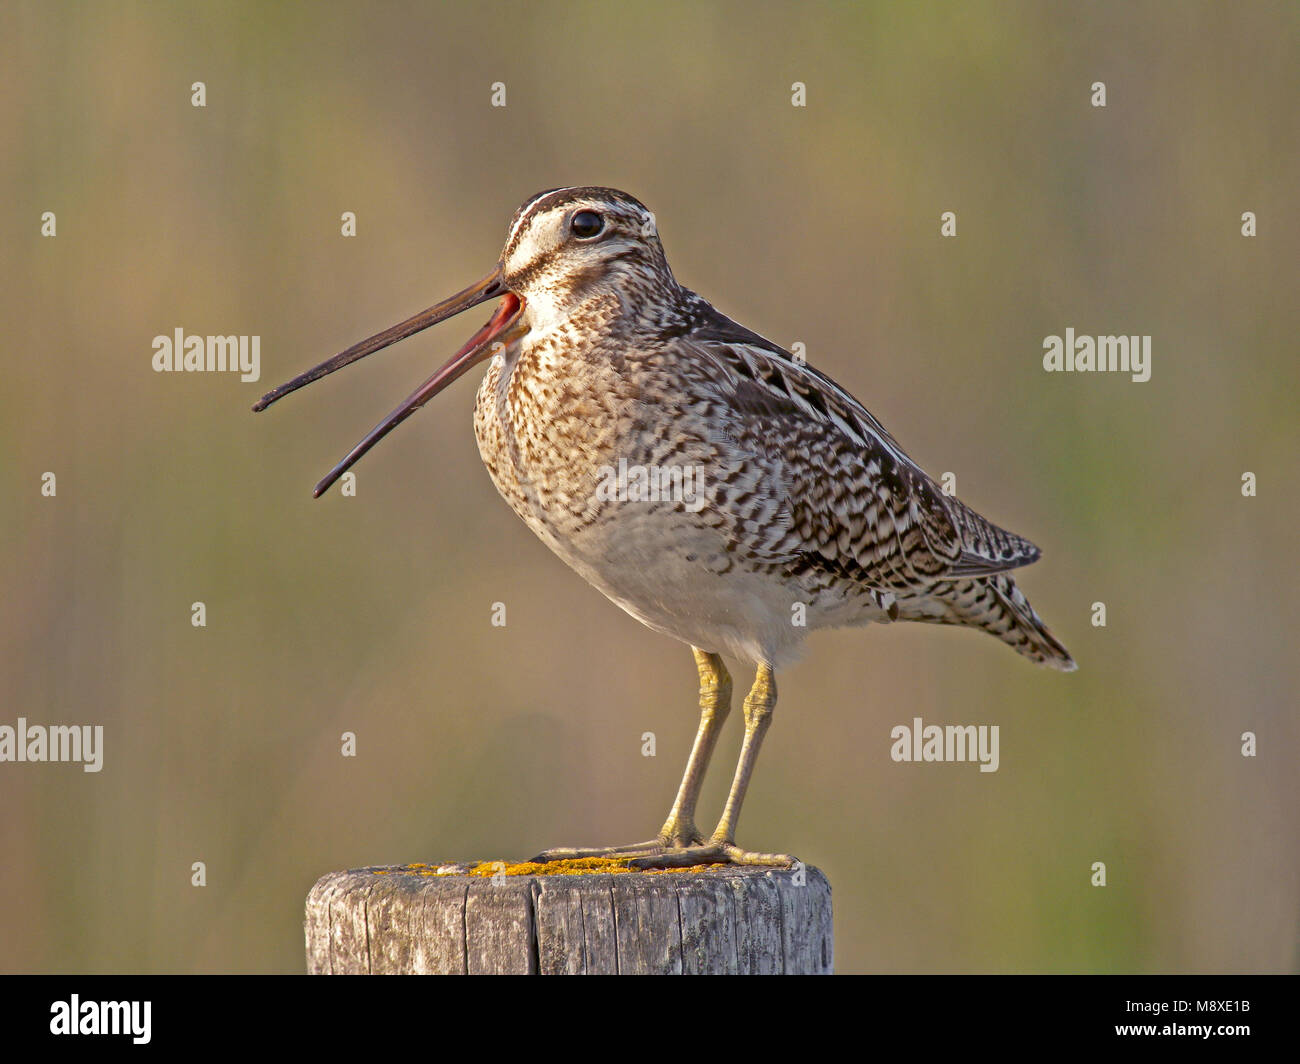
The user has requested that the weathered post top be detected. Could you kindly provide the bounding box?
[306,858,832,975]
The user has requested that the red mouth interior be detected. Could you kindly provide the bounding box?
[442,292,523,369]
[482,292,522,346]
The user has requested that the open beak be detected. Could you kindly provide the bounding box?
[252,267,524,497]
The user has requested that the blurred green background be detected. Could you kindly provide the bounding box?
[1,0,1296,973]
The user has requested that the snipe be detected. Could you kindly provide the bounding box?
[255,186,1074,868]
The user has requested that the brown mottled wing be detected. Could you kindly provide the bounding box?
[689,338,1043,592]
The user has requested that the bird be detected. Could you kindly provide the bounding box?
[253,186,1075,869]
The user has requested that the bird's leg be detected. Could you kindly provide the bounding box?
[530,647,732,862]
[655,647,731,846]
[628,662,795,869]
[709,662,775,848]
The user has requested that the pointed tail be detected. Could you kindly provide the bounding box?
[935,574,1076,671]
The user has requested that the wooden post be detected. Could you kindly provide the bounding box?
[305,860,833,974]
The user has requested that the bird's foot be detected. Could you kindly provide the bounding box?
[531,839,795,869]
[625,841,796,870]
[532,817,708,863]
[530,840,667,862]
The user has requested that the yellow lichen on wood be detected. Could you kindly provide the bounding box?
[466,857,634,876]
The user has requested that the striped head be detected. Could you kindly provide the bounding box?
[252,187,681,495]
[499,186,679,334]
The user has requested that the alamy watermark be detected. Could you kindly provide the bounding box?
[1043,329,1150,383]
[890,716,999,772]
[0,718,103,772]
[152,328,261,382]
[594,458,707,512]
[50,995,150,1044]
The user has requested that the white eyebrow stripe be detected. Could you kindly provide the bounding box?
[505,186,582,250]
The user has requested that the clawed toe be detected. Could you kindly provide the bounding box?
[530,839,796,870]
[530,841,662,862]
[626,843,796,870]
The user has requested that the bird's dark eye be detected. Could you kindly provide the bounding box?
[570,210,605,239]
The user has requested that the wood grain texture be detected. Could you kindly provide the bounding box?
[305,864,832,975]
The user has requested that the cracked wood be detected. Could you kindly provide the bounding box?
[305,865,833,975]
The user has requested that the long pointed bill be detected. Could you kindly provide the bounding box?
[252,268,508,412]
[250,266,525,497]
[309,291,522,497]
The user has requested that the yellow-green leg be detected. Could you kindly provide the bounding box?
[656,648,732,846]
[532,655,794,868]
[531,647,732,861]
[629,662,793,868]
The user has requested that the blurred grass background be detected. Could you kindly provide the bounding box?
[1,0,1296,973]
